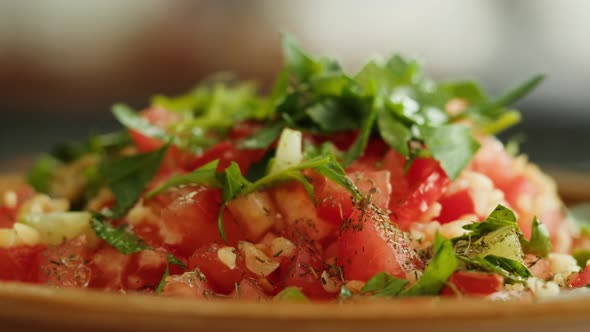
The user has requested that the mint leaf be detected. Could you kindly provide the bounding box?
[273,286,309,302]
[362,272,409,297]
[401,233,458,296]
[146,160,220,198]
[100,144,169,217]
[521,217,552,257]
[90,215,150,254]
[421,124,480,180]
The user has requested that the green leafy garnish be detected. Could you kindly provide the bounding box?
[100,144,169,217]
[401,233,458,296]
[521,217,552,257]
[27,155,60,193]
[112,104,169,141]
[420,124,480,180]
[90,215,150,254]
[273,287,309,302]
[459,255,532,284]
[146,160,220,198]
[573,250,590,268]
[361,272,409,297]
[453,205,519,244]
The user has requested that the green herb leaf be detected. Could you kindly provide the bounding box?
[421,124,480,180]
[454,204,518,243]
[460,254,532,284]
[100,144,169,217]
[573,250,590,268]
[376,107,411,157]
[281,33,321,81]
[90,215,150,254]
[339,285,353,300]
[362,272,409,297]
[402,233,458,296]
[217,163,251,241]
[112,104,169,140]
[238,122,284,149]
[273,286,309,302]
[27,155,60,193]
[146,160,220,198]
[522,217,552,257]
[490,74,545,108]
[312,154,362,201]
[341,99,378,167]
[155,254,188,294]
[306,99,358,132]
[155,265,170,294]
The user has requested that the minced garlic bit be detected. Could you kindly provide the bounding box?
[344,280,366,294]
[217,246,237,270]
[0,223,41,248]
[526,277,560,298]
[548,253,580,286]
[2,191,17,209]
[320,270,342,293]
[19,194,69,216]
[270,237,296,258]
[239,241,279,277]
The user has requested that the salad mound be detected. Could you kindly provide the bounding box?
[1,35,588,301]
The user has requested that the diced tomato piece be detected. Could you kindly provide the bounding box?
[188,244,243,294]
[316,170,391,226]
[124,250,168,291]
[279,237,333,300]
[38,236,92,287]
[0,245,45,283]
[154,186,244,256]
[437,189,476,224]
[381,149,409,204]
[162,271,213,298]
[338,209,424,282]
[0,186,36,229]
[389,157,450,230]
[568,266,590,288]
[346,139,389,172]
[271,182,337,242]
[441,271,504,296]
[228,121,265,140]
[231,277,269,300]
[88,246,131,290]
[226,192,277,241]
[187,141,266,174]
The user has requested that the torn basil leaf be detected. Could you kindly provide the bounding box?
[401,233,458,296]
[146,160,220,198]
[273,287,309,302]
[521,217,552,257]
[361,272,409,297]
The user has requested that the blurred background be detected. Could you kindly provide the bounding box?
[0,0,589,172]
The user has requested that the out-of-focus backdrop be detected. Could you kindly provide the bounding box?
[1,0,589,172]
